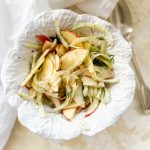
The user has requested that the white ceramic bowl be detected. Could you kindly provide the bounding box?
[1,9,135,139]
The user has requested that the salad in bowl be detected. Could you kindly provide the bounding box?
[1,9,135,139]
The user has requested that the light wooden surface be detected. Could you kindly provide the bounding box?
[5,0,150,150]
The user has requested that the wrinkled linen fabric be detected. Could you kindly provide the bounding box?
[0,0,52,149]
[76,0,118,19]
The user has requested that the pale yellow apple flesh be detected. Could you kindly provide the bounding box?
[38,53,54,82]
[61,30,83,47]
[61,49,88,70]
[63,108,77,120]
[42,41,52,52]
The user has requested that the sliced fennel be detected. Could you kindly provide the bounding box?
[83,86,88,97]
[25,43,42,49]
[73,81,85,107]
[36,92,46,117]
[18,21,118,120]
[71,23,113,47]
[100,87,110,103]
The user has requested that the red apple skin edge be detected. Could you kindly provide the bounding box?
[35,35,49,43]
[84,104,99,118]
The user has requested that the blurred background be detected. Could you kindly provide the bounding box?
[2,0,150,150]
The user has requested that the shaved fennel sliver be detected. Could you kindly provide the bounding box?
[55,19,69,48]
[102,78,119,83]
[36,92,46,117]
[31,51,41,69]
[21,57,45,87]
[25,43,42,49]
[100,87,110,103]
[70,37,101,47]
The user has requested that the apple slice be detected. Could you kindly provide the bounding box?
[76,107,83,114]
[61,30,83,47]
[38,53,54,82]
[54,54,60,70]
[45,95,60,107]
[42,41,52,52]
[84,99,99,117]
[81,76,97,86]
[61,48,88,70]
[56,44,68,57]
[63,108,77,121]
[51,97,61,107]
